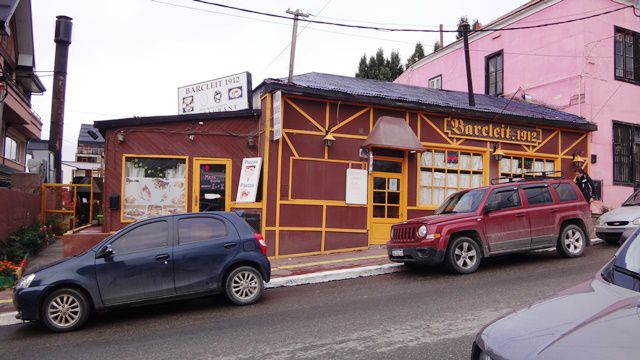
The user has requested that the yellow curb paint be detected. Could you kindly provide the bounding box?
[272,254,388,270]
[0,299,12,304]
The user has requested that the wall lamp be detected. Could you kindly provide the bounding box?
[492,143,505,161]
[572,153,586,168]
[323,133,335,147]
[116,131,125,143]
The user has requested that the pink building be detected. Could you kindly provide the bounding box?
[396,0,640,212]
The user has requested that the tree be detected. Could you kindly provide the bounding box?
[406,42,426,67]
[355,48,404,81]
[433,41,441,53]
[456,16,481,40]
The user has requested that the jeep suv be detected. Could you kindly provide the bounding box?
[387,176,593,274]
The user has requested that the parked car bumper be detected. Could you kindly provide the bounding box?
[13,286,45,321]
[387,245,445,265]
[596,225,638,243]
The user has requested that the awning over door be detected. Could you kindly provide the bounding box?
[362,116,425,152]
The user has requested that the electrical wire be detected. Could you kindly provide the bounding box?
[192,0,633,33]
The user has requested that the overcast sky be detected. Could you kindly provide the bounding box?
[30,0,528,161]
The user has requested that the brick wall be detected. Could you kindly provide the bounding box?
[0,188,41,244]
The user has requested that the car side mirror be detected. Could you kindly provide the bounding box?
[96,244,114,259]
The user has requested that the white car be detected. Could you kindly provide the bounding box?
[596,190,640,245]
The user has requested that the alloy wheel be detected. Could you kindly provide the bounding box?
[454,241,477,269]
[564,229,584,255]
[47,294,82,328]
[231,270,260,300]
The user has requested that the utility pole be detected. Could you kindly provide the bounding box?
[461,21,475,107]
[286,8,309,83]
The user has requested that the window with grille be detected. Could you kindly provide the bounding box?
[613,122,637,184]
[499,156,555,180]
[615,27,639,84]
[419,149,484,206]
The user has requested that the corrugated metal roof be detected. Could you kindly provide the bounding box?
[258,72,595,131]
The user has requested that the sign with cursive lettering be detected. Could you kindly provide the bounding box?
[443,118,542,145]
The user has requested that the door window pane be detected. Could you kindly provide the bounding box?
[553,183,578,202]
[524,187,553,205]
[487,189,521,210]
[372,160,402,173]
[199,164,226,212]
[111,221,169,254]
[178,217,227,245]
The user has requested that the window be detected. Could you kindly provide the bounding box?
[523,186,553,205]
[428,75,442,89]
[499,156,554,179]
[419,149,484,206]
[122,156,187,221]
[111,221,169,254]
[613,122,640,184]
[485,51,503,96]
[3,136,18,162]
[178,217,227,245]
[486,188,521,210]
[553,183,579,202]
[615,27,639,83]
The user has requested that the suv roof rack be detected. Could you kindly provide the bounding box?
[490,171,564,185]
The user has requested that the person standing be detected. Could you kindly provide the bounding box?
[575,168,595,202]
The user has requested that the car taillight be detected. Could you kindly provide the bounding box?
[255,233,267,255]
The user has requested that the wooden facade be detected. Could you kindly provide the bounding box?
[257,92,591,258]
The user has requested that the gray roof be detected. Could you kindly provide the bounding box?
[78,124,104,144]
[0,0,18,35]
[26,139,49,152]
[256,72,595,131]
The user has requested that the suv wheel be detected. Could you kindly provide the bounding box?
[557,224,586,258]
[446,236,481,274]
[224,266,264,305]
[41,288,90,332]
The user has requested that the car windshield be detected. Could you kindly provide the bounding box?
[614,229,640,275]
[435,188,487,215]
[622,190,640,206]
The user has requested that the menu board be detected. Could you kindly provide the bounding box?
[345,169,368,205]
[236,157,262,203]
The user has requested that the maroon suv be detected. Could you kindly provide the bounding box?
[387,177,593,274]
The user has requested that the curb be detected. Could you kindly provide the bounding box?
[0,311,19,327]
[266,263,405,289]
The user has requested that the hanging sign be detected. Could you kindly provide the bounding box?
[272,91,283,140]
[346,169,368,205]
[444,117,542,145]
[236,157,263,203]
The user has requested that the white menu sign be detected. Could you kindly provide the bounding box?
[236,157,263,203]
[345,169,368,205]
[272,90,282,140]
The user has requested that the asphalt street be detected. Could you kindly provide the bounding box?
[1,244,618,360]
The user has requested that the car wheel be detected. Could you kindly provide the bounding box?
[224,266,264,306]
[445,236,481,274]
[41,288,90,332]
[557,224,586,258]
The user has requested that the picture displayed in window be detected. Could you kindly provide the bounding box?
[499,156,554,180]
[122,156,187,221]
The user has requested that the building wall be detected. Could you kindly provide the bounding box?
[102,116,259,232]
[259,92,590,257]
[0,175,41,244]
[395,0,640,210]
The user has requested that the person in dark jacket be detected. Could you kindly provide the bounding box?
[575,168,595,202]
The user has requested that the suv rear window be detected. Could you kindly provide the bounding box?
[553,183,578,202]
[524,186,553,205]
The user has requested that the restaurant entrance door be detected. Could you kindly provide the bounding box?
[192,158,231,212]
[369,155,406,245]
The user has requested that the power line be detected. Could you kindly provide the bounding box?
[192,0,633,33]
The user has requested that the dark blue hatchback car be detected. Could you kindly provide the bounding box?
[13,212,271,332]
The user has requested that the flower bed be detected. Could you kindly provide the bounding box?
[0,224,54,288]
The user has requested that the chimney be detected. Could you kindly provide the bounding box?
[439,24,444,49]
[461,21,475,107]
[48,16,73,183]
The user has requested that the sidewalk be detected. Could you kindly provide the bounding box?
[0,242,399,318]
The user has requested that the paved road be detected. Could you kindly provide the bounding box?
[1,244,618,360]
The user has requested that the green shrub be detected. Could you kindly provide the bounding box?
[0,224,56,263]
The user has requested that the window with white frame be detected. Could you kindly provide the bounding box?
[3,136,18,162]
[428,75,442,89]
[419,149,484,206]
[499,156,555,180]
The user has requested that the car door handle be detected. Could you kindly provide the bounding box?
[224,242,238,249]
[515,213,525,217]
[155,254,170,261]
[549,209,558,213]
